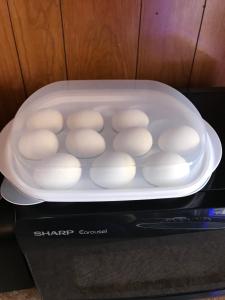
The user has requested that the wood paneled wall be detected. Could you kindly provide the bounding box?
[0,0,224,129]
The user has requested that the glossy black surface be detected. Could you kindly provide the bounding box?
[15,199,225,240]
[0,199,33,292]
[185,88,225,190]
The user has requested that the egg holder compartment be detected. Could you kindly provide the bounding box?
[0,80,222,203]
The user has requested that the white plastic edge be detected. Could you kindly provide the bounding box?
[204,121,222,173]
[1,179,43,205]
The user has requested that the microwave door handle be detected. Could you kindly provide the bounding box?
[135,222,225,232]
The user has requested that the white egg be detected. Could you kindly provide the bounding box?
[65,129,105,158]
[113,128,153,156]
[90,152,136,188]
[112,109,149,132]
[142,152,190,186]
[67,110,104,131]
[158,125,200,153]
[33,153,81,189]
[18,129,59,160]
[26,109,63,133]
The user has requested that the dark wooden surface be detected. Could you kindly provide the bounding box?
[0,0,25,127]
[61,0,141,79]
[137,0,205,87]
[190,0,225,87]
[8,0,67,95]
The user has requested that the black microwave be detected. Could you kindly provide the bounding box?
[1,88,225,300]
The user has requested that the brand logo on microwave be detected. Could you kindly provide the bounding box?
[33,230,74,237]
[78,229,108,235]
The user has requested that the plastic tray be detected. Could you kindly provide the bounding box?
[0,80,222,203]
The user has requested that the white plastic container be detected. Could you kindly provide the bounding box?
[0,80,222,203]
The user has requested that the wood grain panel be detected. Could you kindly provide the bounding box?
[0,0,25,129]
[137,0,205,87]
[8,0,67,95]
[190,0,225,87]
[61,0,141,79]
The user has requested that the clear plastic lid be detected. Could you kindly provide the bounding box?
[2,80,222,202]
